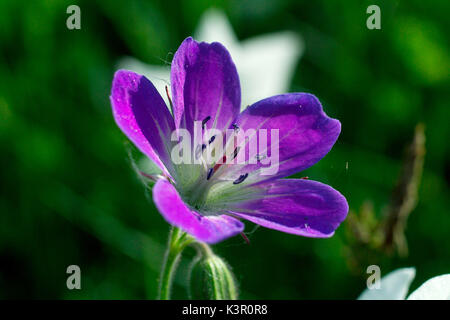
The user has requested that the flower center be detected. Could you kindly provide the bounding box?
[175,117,253,215]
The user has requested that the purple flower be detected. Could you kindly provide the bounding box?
[110,37,348,244]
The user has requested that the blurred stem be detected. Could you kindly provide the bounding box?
[382,123,426,255]
[158,227,193,300]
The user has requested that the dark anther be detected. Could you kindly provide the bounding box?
[233,173,248,185]
[232,123,240,132]
[195,144,206,159]
[195,144,201,159]
[232,147,240,159]
[255,154,266,161]
[207,168,214,180]
[202,116,211,129]
[193,210,202,221]
[208,135,216,144]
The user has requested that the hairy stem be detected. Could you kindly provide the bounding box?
[158,227,193,300]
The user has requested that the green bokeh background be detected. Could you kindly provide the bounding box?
[0,0,449,299]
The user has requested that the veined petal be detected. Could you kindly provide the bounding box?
[111,70,175,174]
[226,179,348,238]
[153,180,244,244]
[170,37,241,132]
[231,93,340,184]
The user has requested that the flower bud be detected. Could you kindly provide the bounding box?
[188,254,238,300]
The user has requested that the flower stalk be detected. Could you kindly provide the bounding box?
[158,227,238,300]
[158,227,193,300]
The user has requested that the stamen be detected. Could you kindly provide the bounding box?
[208,135,216,144]
[240,232,250,244]
[232,146,240,160]
[233,173,248,185]
[213,156,227,172]
[195,144,202,159]
[202,116,211,129]
[255,154,266,161]
[195,143,207,159]
[207,168,214,180]
[165,85,174,115]
[232,123,240,132]
[139,171,159,182]
[192,211,202,221]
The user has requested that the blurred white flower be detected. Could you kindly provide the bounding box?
[358,267,450,300]
[358,268,416,300]
[407,274,450,300]
[117,8,304,110]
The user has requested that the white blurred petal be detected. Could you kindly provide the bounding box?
[195,9,238,50]
[117,57,171,106]
[407,274,450,300]
[117,9,303,110]
[237,31,303,108]
[358,267,416,300]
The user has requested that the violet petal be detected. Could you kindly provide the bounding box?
[234,93,341,182]
[111,70,175,174]
[153,180,244,244]
[170,37,241,132]
[228,179,348,238]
